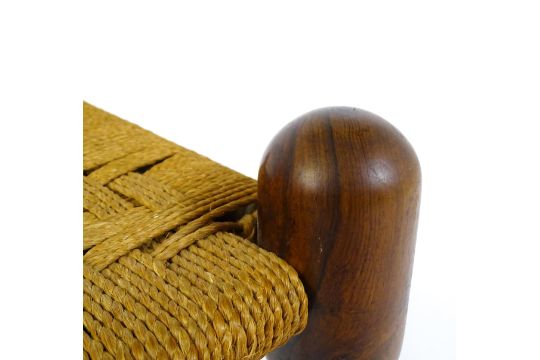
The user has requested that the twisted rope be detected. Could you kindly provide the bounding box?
[83,103,308,359]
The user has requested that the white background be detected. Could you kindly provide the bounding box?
[2,1,540,359]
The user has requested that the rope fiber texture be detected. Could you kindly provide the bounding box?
[83,103,308,360]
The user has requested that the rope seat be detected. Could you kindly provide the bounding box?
[83,103,308,359]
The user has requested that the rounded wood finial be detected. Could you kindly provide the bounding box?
[258,107,421,360]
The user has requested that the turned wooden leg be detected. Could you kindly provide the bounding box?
[257,107,421,360]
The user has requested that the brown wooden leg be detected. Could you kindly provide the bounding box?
[257,107,421,360]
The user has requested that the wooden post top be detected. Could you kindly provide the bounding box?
[258,107,421,360]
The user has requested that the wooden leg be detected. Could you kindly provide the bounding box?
[257,107,421,360]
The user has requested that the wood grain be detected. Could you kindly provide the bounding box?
[257,107,421,360]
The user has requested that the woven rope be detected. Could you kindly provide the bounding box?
[83,103,308,359]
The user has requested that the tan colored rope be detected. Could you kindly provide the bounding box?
[83,103,308,359]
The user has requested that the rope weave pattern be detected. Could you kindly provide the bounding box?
[83,103,308,359]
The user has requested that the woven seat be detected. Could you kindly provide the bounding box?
[83,103,308,360]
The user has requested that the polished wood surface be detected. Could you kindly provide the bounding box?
[257,107,421,360]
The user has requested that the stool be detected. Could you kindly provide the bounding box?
[83,103,420,360]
